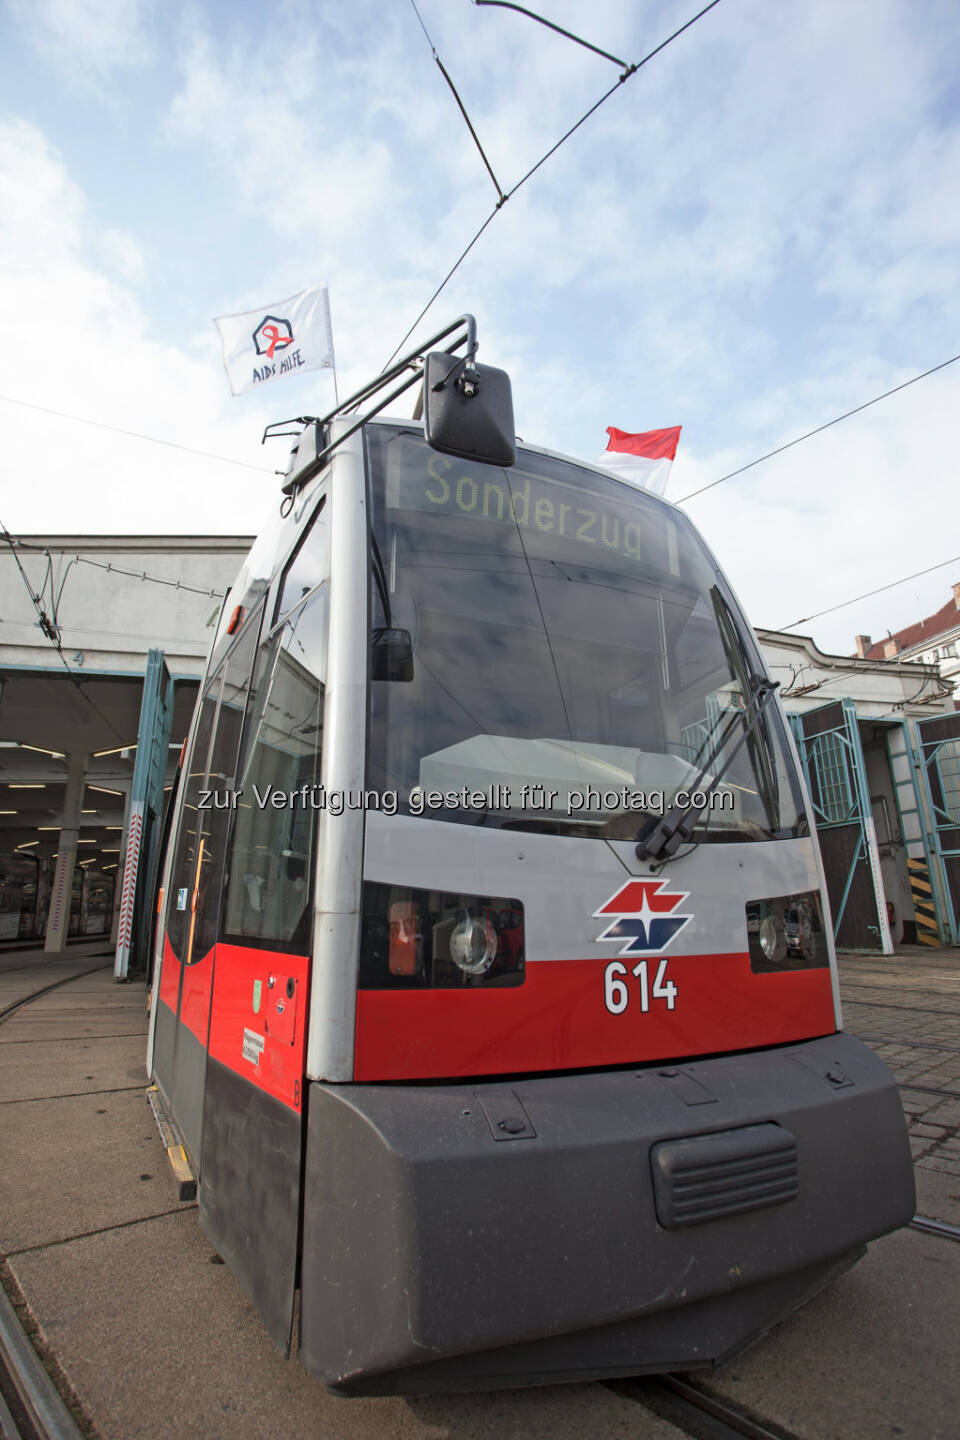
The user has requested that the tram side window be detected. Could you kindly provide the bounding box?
[164,692,218,961]
[275,498,328,624]
[163,610,262,965]
[222,582,329,951]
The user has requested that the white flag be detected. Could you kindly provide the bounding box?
[213,284,335,396]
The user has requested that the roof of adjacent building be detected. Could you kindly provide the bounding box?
[858,587,960,660]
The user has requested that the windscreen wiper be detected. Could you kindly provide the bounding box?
[369,530,393,628]
[635,676,780,863]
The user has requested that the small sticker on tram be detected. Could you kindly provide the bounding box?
[242,1028,265,1066]
[176,887,188,910]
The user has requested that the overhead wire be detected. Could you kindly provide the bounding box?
[0,517,126,742]
[0,393,279,474]
[1,522,59,645]
[675,350,960,504]
[384,0,724,369]
[504,0,722,197]
[408,0,505,203]
[662,350,960,638]
[68,555,225,600]
[779,663,948,706]
[0,615,214,649]
[776,553,960,633]
[473,1,628,68]
[2,533,228,601]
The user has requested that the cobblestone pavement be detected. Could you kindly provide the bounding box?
[839,946,960,1182]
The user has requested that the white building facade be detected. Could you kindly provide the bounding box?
[2,536,958,961]
[0,535,249,957]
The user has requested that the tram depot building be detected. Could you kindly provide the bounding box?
[1,534,959,966]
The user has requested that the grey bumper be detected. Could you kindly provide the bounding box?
[299,1032,914,1392]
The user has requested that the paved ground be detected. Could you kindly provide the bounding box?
[837,948,960,1196]
[1,944,959,1440]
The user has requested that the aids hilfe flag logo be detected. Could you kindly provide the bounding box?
[253,315,294,359]
[594,879,692,955]
[596,425,681,496]
[214,284,335,396]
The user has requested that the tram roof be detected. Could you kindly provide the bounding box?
[353,414,683,514]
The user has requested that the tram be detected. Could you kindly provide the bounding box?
[147,316,914,1394]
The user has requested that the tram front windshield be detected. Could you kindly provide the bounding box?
[366,425,804,843]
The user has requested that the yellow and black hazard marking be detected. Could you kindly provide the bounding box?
[907,858,940,946]
[146,1084,197,1202]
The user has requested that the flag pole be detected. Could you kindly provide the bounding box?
[327,288,339,403]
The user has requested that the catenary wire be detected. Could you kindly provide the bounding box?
[0,616,213,649]
[777,553,960,632]
[504,0,722,198]
[0,516,126,742]
[0,393,279,474]
[68,555,225,599]
[675,350,960,504]
[408,0,505,201]
[2,533,228,600]
[383,0,724,369]
[433,53,506,203]
[779,664,947,707]
[408,0,436,50]
[474,1,628,68]
[383,211,501,370]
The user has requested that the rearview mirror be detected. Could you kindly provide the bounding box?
[371,627,414,682]
[423,352,516,467]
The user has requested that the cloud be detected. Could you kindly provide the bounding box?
[5,0,157,84]
[2,0,960,663]
[0,119,277,535]
[674,363,960,653]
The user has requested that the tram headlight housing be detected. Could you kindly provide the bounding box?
[746,891,827,973]
[360,882,525,989]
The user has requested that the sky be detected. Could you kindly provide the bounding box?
[1,0,959,657]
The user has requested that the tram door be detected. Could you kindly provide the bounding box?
[915,713,960,944]
[793,700,891,951]
[153,610,263,1165]
[195,500,330,1358]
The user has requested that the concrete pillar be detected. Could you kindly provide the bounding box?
[44,752,85,953]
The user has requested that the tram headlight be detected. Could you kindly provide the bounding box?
[759,914,781,962]
[449,908,497,976]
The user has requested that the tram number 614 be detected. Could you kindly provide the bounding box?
[603,959,678,1016]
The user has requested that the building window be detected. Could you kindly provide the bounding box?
[809,730,854,824]
[937,741,960,826]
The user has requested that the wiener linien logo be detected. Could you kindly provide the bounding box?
[594,878,692,955]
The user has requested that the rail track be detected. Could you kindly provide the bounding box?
[620,1374,802,1439]
[0,965,107,1440]
[1,965,956,1439]
[0,964,110,1028]
[910,1215,960,1243]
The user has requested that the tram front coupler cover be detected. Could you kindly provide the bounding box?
[297,1031,914,1394]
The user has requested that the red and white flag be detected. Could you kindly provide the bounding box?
[597,425,682,496]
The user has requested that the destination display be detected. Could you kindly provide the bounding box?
[381,432,678,570]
